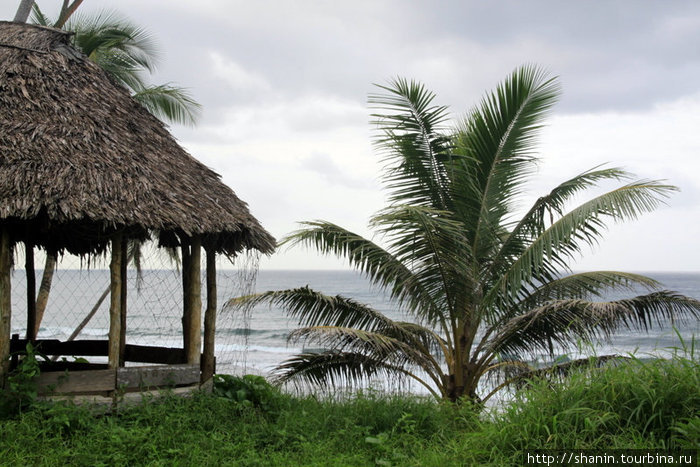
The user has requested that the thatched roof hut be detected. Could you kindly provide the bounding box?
[0,21,275,397]
[0,21,275,256]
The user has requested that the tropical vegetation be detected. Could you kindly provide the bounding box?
[1,353,698,465]
[230,66,700,402]
[31,3,201,125]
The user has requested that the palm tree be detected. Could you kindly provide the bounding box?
[230,66,700,402]
[32,7,201,125]
[27,5,201,336]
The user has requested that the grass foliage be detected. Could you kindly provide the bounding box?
[1,355,698,466]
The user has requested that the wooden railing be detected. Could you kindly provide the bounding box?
[8,335,214,396]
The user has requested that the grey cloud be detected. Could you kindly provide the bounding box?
[5,0,700,117]
[300,153,376,190]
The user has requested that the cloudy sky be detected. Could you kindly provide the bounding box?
[4,1,700,271]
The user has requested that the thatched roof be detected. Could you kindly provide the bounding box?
[0,21,275,256]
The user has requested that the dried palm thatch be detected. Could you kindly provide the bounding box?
[0,21,275,256]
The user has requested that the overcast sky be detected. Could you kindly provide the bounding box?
[4,1,700,271]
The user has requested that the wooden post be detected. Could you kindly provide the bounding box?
[25,242,37,341]
[201,247,217,382]
[118,236,128,366]
[107,233,122,369]
[185,236,202,365]
[181,242,191,353]
[0,227,12,382]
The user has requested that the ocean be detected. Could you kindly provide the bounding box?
[8,269,700,395]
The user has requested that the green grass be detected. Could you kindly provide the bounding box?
[1,354,698,466]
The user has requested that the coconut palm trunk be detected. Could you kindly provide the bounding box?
[13,0,34,23]
[33,252,55,336]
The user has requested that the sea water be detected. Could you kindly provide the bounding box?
[8,269,700,395]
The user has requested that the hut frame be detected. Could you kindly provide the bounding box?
[0,21,275,403]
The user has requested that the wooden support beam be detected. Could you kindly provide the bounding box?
[201,248,217,382]
[107,233,122,369]
[25,242,37,341]
[0,227,12,382]
[185,236,202,365]
[181,242,191,353]
[119,236,128,366]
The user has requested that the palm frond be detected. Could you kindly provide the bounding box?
[489,291,700,358]
[382,321,451,365]
[281,221,441,320]
[453,65,560,256]
[518,271,661,307]
[271,350,441,398]
[475,270,663,355]
[481,354,628,403]
[68,10,159,73]
[288,326,443,383]
[226,287,398,333]
[489,166,631,277]
[370,204,472,323]
[30,4,52,26]
[132,84,202,126]
[369,78,454,209]
[486,180,677,308]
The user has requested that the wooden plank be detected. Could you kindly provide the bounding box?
[37,369,116,395]
[11,338,109,356]
[119,385,200,405]
[202,248,217,382]
[117,364,200,389]
[108,234,122,368]
[9,339,189,364]
[123,344,186,364]
[0,227,11,380]
[39,362,108,372]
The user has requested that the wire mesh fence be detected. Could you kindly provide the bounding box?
[9,242,258,374]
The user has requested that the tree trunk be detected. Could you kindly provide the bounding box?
[25,243,36,341]
[13,0,34,23]
[33,252,56,336]
[55,0,85,28]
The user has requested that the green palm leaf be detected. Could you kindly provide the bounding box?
[32,7,200,127]
[489,166,630,277]
[282,222,441,320]
[369,78,453,209]
[272,351,441,398]
[288,326,443,385]
[490,292,700,358]
[226,287,399,333]
[486,180,677,309]
[453,65,560,257]
[132,84,202,126]
[370,204,471,323]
